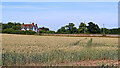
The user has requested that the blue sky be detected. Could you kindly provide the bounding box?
[2,2,118,31]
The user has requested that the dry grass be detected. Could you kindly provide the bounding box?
[2,34,118,53]
[2,34,119,66]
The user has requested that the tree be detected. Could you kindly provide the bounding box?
[8,22,14,28]
[65,23,75,34]
[12,22,21,30]
[100,28,111,34]
[2,24,9,29]
[2,22,21,30]
[87,22,100,34]
[109,28,119,34]
[57,23,77,34]
[78,22,86,33]
[73,27,78,33]
[41,27,49,31]
[57,27,67,34]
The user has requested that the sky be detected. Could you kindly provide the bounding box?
[2,2,118,31]
[1,0,119,2]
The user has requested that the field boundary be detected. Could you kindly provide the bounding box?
[42,34,120,38]
[1,33,120,38]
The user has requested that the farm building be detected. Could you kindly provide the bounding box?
[21,23,38,32]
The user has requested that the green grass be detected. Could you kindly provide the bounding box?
[86,38,93,47]
[2,48,118,65]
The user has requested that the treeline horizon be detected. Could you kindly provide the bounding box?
[0,22,119,34]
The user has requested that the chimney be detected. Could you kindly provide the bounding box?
[32,23,34,25]
[22,23,24,25]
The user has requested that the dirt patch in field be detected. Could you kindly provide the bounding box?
[24,60,119,66]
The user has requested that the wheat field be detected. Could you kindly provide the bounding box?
[2,34,119,66]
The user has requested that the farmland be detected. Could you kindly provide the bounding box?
[2,34,119,66]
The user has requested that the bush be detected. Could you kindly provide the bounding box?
[26,31,36,35]
[2,29,36,35]
[39,30,55,34]
[46,31,55,34]
[39,30,46,33]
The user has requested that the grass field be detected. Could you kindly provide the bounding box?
[2,34,119,66]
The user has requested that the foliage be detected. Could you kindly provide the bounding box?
[100,28,119,34]
[100,28,110,34]
[65,23,75,34]
[39,30,55,34]
[57,23,78,34]
[78,22,86,33]
[2,22,21,30]
[46,31,55,34]
[109,28,119,34]
[2,29,36,35]
[87,22,100,34]
[40,27,49,31]
[1,22,119,34]
[57,27,68,34]
[39,30,46,33]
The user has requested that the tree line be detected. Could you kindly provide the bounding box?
[57,22,119,34]
[1,22,55,34]
[0,22,119,34]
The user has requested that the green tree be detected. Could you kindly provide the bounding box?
[2,22,21,30]
[72,27,78,34]
[2,24,9,29]
[109,28,119,34]
[57,23,77,34]
[65,23,76,34]
[78,22,86,33]
[87,22,100,34]
[57,27,67,34]
[8,22,14,28]
[41,27,49,31]
[100,28,111,34]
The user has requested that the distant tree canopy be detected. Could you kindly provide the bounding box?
[87,22,100,34]
[57,23,78,34]
[40,27,49,31]
[78,22,86,33]
[1,22,119,34]
[57,22,119,34]
[2,22,21,30]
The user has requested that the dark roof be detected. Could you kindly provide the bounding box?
[21,24,37,29]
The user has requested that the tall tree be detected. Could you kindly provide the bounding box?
[100,28,111,34]
[65,23,75,34]
[57,23,77,34]
[78,22,86,33]
[87,22,100,34]
[8,22,14,28]
[57,27,67,34]
[41,27,49,31]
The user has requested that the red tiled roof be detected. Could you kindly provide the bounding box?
[21,24,37,29]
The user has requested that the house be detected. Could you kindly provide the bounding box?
[21,23,38,32]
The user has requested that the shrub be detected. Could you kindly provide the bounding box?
[39,30,56,34]
[39,30,46,33]
[2,29,36,35]
[46,31,55,34]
